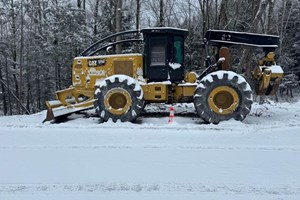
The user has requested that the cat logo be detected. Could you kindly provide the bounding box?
[88,59,106,67]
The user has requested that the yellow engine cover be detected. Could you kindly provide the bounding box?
[71,53,144,92]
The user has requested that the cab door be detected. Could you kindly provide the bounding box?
[146,36,168,81]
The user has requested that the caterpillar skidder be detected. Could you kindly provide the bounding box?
[44,27,283,124]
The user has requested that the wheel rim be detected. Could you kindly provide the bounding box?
[208,86,239,115]
[104,88,132,115]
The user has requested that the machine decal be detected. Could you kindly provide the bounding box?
[88,68,106,76]
[88,59,106,67]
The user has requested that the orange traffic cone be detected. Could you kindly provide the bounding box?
[168,106,175,123]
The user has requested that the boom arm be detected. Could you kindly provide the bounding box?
[205,30,279,48]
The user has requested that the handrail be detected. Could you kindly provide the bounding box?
[80,30,140,56]
[89,39,143,56]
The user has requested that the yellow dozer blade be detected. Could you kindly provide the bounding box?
[43,87,95,122]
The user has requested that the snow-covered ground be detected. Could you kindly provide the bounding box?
[0,101,300,200]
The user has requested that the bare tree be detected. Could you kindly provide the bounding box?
[218,0,228,29]
[278,0,294,64]
[238,0,270,78]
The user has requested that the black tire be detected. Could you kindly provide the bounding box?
[94,75,144,122]
[194,71,253,124]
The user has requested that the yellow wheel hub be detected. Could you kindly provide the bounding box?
[104,88,132,115]
[208,86,239,115]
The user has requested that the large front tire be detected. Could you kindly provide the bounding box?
[194,71,253,124]
[94,75,144,122]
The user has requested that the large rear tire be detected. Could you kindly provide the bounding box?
[94,75,144,122]
[194,71,253,124]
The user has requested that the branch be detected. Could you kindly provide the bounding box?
[0,79,30,114]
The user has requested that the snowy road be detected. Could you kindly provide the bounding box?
[0,101,300,200]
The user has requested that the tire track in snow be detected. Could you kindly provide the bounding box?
[1,118,300,132]
[0,183,299,196]
[0,145,299,151]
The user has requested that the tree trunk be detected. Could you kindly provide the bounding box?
[0,76,30,114]
[36,0,43,35]
[0,60,7,115]
[135,0,141,52]
[94,0,100,35]
[267,0,274,34]
[10,0,20,114]
[198,0,206,37]
[136,0,140,30]
[218,0,228,29]
[233,0,241,30]
[159,0,164,26]
[250,0,269,32]
[215,0,218,29]
[83,0,86,10]
[54,54,61,91]
[36,67,41,110]
[278,0,293,64]
[26,45,32,112]
[116,0,122,54]
[77,0,81,8]
[4,56,12,115]
[19,1,24,114]
[77,0,85,9]
[206,0,210,31]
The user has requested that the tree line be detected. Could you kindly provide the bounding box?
[0,0,299,115]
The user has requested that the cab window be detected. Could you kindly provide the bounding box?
[173,36,183,63]
[150,38,166,66]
